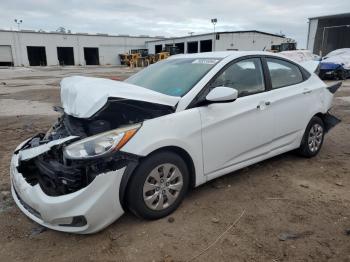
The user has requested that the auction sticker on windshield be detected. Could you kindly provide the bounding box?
[192,59,219,64]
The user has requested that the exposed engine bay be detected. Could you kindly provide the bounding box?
[15,98,174,196]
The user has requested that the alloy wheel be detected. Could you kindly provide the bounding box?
[308,123,323,152]
[143,163,184,211]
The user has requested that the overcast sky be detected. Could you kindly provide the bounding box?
[0,0,349,48]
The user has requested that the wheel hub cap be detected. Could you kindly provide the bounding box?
[143,163,183,210]
[308,123,323,152]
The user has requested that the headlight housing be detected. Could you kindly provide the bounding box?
[63,123,141,159]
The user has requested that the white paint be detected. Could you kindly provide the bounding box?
[11,153,126,234]
[60,76,180,118]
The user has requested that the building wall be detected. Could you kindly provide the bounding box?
[307,14,350,56]
[0,30,160,66]
[307,19,318,52]
[146,32,290,54]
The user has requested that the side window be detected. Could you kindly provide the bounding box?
[211,58,265,97]
[267,58,303,89]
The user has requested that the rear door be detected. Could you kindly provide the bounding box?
[263,57,317,150]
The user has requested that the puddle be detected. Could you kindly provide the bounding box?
[0,99,59,116]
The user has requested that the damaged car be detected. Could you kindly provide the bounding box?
[10,51,341,233]
[319,48,350,80]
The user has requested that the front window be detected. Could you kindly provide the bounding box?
[211,58,265,97]
[125,58,220,97]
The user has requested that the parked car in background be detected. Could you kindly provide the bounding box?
[10,51,340,234]
[319,48,350,80]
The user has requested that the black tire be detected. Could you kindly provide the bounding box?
[338,70,346,80]
[126,151,189,220]
[298,116,325,158]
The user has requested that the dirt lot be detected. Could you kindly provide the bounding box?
[0,66,349,262]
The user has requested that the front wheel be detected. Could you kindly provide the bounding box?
[126,151,189,220]
[298,116,325,157]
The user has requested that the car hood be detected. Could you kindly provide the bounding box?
[60,76,180,118]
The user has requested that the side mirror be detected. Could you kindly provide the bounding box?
[206,86,238,103]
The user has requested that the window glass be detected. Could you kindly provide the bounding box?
[211,58,265,97]
[125,58,220,97]
[267,58,303,89]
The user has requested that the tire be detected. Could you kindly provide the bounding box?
[126,151,189,220]
[298,116,325,158]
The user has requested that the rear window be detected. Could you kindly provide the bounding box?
[125,58,220,97]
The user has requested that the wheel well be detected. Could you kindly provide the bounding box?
[147,146,196,188]
[314,113,325,123]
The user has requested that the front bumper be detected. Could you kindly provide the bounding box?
[10,141,126,234]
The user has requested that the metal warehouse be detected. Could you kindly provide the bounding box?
[146,30,294,54]
[307,13,350,56]
[0,30,162,66]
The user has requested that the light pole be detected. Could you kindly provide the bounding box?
[211,18,217,51]
[14,19,23,31]
[320,24,350,56]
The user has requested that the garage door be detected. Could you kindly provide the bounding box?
[0,46,13,65]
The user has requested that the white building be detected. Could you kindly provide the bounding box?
[0,29,294,67]
[146,30,293,54]
[0,30,162,66]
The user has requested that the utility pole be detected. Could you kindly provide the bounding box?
[211,18,217,51]
[14,19,23,66]
[14,19,22,31]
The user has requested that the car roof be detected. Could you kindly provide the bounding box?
[168,51,284,60]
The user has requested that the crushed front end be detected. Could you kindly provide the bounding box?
[10,113,140,234]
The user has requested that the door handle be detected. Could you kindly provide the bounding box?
[257,101,271,109]
[303,89,312,94]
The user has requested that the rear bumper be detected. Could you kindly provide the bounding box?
[10,145,125,234]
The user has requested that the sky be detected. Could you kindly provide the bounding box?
[0,0,349,48]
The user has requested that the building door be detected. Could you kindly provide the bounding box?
[57,47,75,66]
[0,45,13,66]
[84,47,100,65]
[187,41,198,53]
[200,40,212,52]
[175,43,184,53]
[155,45,162,54]
[27,46,47,66]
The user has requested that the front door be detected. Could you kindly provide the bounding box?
[199,57,274,178]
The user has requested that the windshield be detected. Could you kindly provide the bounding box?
[125,58,220,97]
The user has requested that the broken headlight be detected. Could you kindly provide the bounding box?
[63,123,141,159]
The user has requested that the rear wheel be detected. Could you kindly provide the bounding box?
[126,151,189,219]
[298,116,325,157]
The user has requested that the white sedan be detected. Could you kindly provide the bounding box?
[10,51,340,234]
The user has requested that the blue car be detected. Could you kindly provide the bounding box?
[319,62,349,80]
[319,48,350,80]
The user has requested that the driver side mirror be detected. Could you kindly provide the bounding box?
[205,86,238,103]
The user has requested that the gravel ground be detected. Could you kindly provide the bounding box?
[0,66,349,262]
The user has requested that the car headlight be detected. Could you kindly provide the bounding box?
[63,123,141,159]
